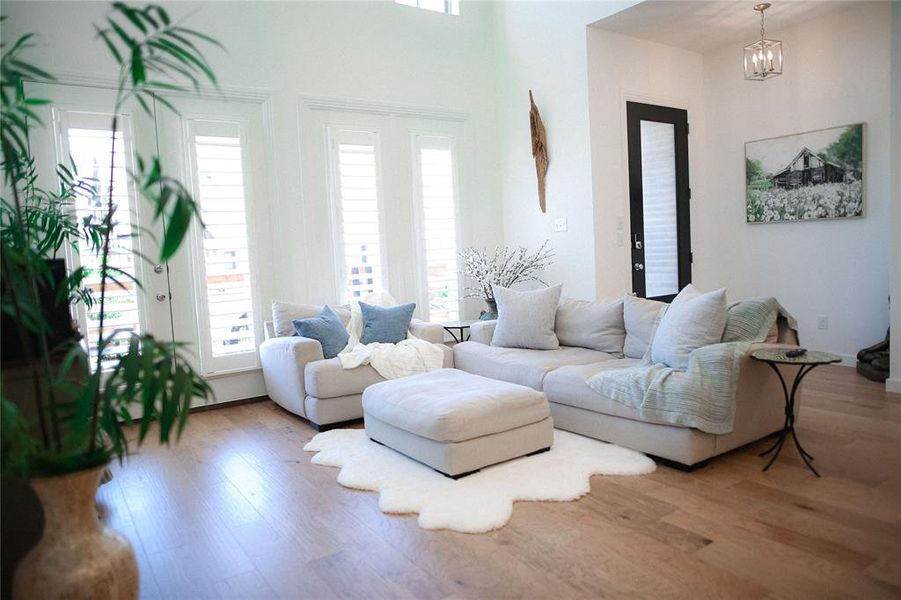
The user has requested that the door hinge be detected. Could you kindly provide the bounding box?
[686,122,690,134]
[688,187,692,199]
[690,252,694,264]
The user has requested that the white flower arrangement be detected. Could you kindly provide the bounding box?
[458,240,554,300]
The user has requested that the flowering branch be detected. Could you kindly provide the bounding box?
[458,240,554,300]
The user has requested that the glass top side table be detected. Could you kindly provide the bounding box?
[442,320,477,343]
[750,348,841,477]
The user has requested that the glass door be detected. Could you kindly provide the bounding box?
[626,101,692,302]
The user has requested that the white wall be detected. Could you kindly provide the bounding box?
[587,2,893,363]
[890,2,901,393]
[492,1,635,300]
[699,2,892,363]
[1,0,502,307]
[586,29,705,300]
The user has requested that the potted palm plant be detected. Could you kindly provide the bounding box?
[1,4,224,598]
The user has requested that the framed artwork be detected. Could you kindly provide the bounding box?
[745,123,863,223]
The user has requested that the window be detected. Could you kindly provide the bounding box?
[395,0,459,15]
[415,136,459,322]
[330,130,385,301]
[63,118,143,370]
[187,122,257,363]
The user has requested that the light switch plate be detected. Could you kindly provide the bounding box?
[554,217,568,232]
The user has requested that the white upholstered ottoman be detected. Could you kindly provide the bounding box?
[362,368,554,478]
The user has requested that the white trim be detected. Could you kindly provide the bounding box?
[885,378,901,394]
[37,72,274,103]
[300,94,468,122]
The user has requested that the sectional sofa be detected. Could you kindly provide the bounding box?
[453,305,800,468]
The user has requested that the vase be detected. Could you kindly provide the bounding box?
[12,464,138,600]
[480,298,498,321]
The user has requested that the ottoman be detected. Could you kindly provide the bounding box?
[362,368,554,478]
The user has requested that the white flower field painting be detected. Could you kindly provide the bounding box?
[745,123,864,223]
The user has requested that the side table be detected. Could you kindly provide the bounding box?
[442,320,476,343]
[750,348,841,477]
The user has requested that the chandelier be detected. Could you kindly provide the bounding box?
[744,3,783,81]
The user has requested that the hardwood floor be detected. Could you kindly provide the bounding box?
[98,366,901,599]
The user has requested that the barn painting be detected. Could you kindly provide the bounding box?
[745,123,864,223]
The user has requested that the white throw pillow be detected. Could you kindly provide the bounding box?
[650,285,728,369]
[622,295,666,359]
[555,297,625,354]
[272,300,350,337]
[491,284,563,350]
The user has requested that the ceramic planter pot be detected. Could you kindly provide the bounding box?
[12,464,138,600]
[480,298,498,321]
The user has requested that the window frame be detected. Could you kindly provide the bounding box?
[182,117,263,375]
[395,0,460,16]
[326,127,390,304]
[410,132,463,323]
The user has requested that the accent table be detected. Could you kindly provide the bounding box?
[442,319,476,343]
[751,348,841,477]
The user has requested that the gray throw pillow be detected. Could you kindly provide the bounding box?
[491,284,562,350]
[359,302,416,344]
[555,297,625,354]
[623,295,666,359]
[650,284,728,369]
[293,305,350,359]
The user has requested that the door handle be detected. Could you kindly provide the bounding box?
[156,293,168,302]
[633,263,644,271]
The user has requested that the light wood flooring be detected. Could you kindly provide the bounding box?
[98,365,901,599]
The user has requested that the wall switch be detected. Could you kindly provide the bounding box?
[817,316,829,330]
[616,232,624,247]
[554,217,568,232]
[616,216,624,231]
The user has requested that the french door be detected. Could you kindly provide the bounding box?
[626,101,692,302]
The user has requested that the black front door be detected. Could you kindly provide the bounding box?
[626,101,691,302]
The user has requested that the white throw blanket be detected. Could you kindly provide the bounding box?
[337,291,445,380]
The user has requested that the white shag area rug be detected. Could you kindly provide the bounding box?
[303,428,656,534]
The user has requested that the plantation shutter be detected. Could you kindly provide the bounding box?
[415,136,460,322]
[639,120,680,298]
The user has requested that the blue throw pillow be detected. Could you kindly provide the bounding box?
[359,302,416,344]
[293,305,350,359]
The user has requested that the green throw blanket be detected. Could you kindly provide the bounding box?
[585,297,798,435]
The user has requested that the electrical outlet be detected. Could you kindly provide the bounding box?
[554,217,568,232]
[817,316,829,330]
[616,231,624,247]
[616,216,624,231]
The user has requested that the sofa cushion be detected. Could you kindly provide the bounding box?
[453,341,614,390]
[491,284,562,350]
[362,369,549,443]
[544,361,683,427]
[359,302,416,344]
[305,345,455,399]
[555,297,625,354]
[273,300,350,337]
[305,358,386,399]
[292,305,349,359]
[651,285,727,369]
[623,296,666,359]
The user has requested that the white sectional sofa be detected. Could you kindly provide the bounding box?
[454,315,800,469]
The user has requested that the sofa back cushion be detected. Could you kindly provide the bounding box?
[360,302,416,344]
[555,297,625,354]
[272,300,350,337]
[623,295,666,358]
[650,285,727,369]
[293,305,350,359]
[491,284,562,350]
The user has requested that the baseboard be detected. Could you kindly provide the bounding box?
[887,378,901,394]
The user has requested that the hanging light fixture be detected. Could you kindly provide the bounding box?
[744,3,783,81]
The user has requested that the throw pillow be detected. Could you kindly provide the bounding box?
[650,284,728,369]
[491,284,563,350]
[359,302,416,344]
[722,297,780,343]
[622,295,666,359]
[292,305,350,359]
[555,297,625,354]
[272,300,350,337]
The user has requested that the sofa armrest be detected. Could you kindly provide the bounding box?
[468,320,496,345]
[410,319,445,344]
[258,335,325,417]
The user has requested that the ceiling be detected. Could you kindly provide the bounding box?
[590,0,861,54]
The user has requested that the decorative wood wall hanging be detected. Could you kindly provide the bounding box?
[529,90,549,213]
